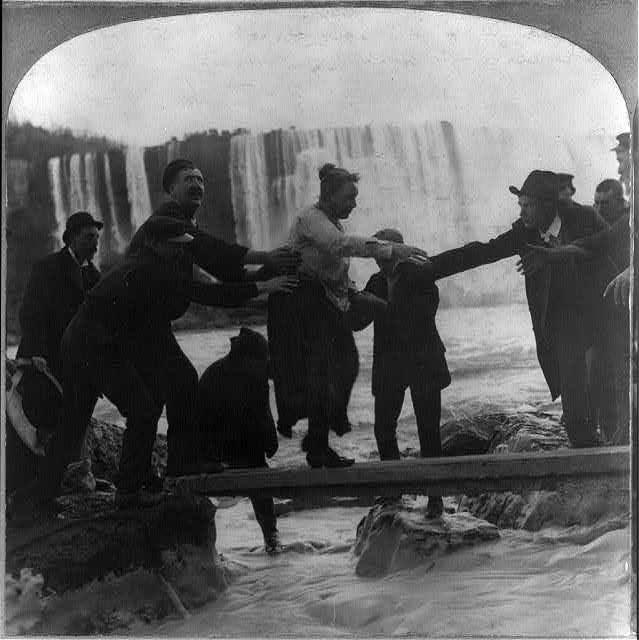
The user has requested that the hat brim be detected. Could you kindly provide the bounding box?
[508,185,522,196]
[166,233,194,244]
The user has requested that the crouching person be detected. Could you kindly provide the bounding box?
[11,217,296,517]
[198,328,282,554]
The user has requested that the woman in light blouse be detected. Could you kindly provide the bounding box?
[268,163,429,468]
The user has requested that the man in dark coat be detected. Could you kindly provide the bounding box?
[429,170,610,448]
[10,212,102,492]
[125,159,300,476]
[356,228,451,517]
[519,209,631,444]
[199,328,281,553]
[16,216,296,512]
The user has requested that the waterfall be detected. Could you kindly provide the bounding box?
[68,153,85,212]
[83,153,103,223]
[229,121,618,306]
[103,153,126,253]
[125,146,152,233]
[47,157,67,249]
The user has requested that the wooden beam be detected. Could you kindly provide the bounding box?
[165,446,631,498]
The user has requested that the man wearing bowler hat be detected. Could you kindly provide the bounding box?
[15,216,296,512]
[429,170,610,447]
[9,212,104,497]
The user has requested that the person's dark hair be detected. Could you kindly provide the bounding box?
[318,163,359,202]
[596,179,625,200]
[162,158,195,193]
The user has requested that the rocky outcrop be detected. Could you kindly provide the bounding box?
[353,497,499,577]
[445,411,629,533]
[440,411,569,457]
[354,411,629,579]
[5,419,229,635]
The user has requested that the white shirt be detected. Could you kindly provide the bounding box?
[288,204,393,311]
[539,215,562,245]
[67,246,87,266]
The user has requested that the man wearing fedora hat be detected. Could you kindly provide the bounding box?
[10,212,104,499]
[428,170,610,447]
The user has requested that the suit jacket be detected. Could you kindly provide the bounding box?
[363,262,451,395]
[127,200,249,283]
[83,248,260,342]
[429,203,610,399]
[17,248,100,377]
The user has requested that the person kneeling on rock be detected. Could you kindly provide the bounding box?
[12,217,296,516]
[198,328,282,554]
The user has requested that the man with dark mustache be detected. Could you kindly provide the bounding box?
[126,158,301,477]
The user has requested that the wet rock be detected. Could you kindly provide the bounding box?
[86,418,167,484]
[440,411,569,457]
[452,412,628,532]
[353,496,499,577]
[6,493,228,634]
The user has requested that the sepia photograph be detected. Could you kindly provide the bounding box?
[2,0,636,636]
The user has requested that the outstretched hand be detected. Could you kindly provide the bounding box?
[603,267,630,306]
[264,247,302,273]
[516,244,553,277]
[392,243,430,265]
[257,275,299,295]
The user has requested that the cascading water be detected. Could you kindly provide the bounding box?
[103,153,126,254]
[125,146,152,233]
[68,153,85,213]
[230,121,618,306]
[47,157,67,249]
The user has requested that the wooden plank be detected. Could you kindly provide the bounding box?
[165,446,631,498]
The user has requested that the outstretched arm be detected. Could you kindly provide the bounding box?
[190,275,298,307]
[429,227,520,280]
[297,213,429,264]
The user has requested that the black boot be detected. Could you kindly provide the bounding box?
[306,447,355,469]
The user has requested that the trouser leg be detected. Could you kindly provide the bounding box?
[410,383,443,458]
[552,322,598,447]
[304,305,334,453]
[39,371,98,501]
[161,333,201,473]
[374,387,405,460]
[328,327,359,431]
[250,495,278,541]
[92,358,162,493]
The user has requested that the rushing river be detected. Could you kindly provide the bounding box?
[9,303,632,636]
[148,304,632,637]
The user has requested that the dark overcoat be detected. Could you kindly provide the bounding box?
[362,262,451,395]
[429,204,611,399]
[17,248,100,378]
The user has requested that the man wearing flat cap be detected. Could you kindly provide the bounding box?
[611,132,631,198]
[123,158,300,478]
[15,216,296,511]
[428,170,611,447]
[9,212,103,498]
